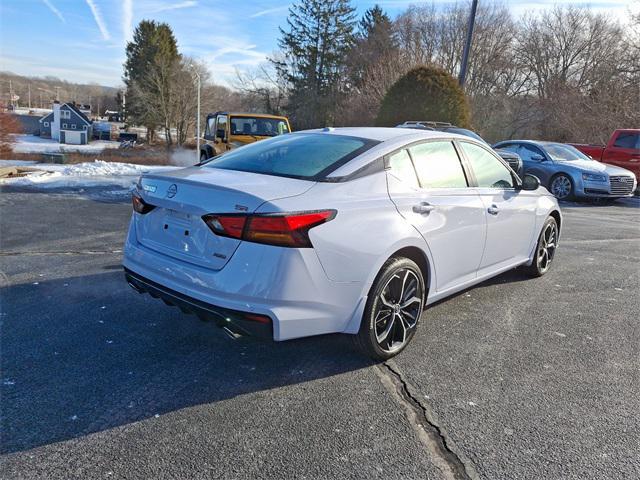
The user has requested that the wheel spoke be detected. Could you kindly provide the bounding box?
[380,293,394,309]
[374,308,392,325]
[399,310,418,329]
[376,315,396,344]
[400,296,421,309]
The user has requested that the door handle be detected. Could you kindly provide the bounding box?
[412,202,435,214]
[487,204,500,215]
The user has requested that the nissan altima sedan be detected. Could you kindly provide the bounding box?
[493,140,637,200]
[124,128,561,359]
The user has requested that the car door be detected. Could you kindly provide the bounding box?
[213,114,229,154]
[385,141,487,292]
[457,141,537,272]
[513,143,554,186]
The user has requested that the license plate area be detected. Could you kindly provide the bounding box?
[136,207,242,270]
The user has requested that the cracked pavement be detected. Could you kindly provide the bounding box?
[1,189,639,479]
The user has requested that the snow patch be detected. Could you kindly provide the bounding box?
[11,134,121,154]
[1,159,180,190]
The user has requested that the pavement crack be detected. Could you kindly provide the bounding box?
[374,360,478,480]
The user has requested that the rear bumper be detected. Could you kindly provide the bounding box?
[125,268,273,339]
[122,215,366,341]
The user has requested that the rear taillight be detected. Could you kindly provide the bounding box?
[132,193,155,214]
[202,210,336,248]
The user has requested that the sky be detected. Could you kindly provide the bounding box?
[0,0,636,89]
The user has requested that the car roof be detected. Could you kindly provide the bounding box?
[298,127,462,142]
[209,111,289,120]
[297,127,488,178]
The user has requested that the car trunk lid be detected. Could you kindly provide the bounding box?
[134,167,314,270]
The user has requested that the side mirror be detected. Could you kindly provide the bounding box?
[531,154,545,162]
[216,128,226,142]
[521,174,540,191]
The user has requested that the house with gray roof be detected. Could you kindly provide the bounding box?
[39,101,93,145]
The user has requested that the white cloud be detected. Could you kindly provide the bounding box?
[154,1,198,13]
[42,0,65,23]
[85,0,111,40]
[250,6,290,18]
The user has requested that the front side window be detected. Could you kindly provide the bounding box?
[205,133,376,180]
[613,133,640,149]
[60,110,71,119]
[460,142,514,189]
[408,141,467,188]
[517,144,545,161]
[388,149,419,189]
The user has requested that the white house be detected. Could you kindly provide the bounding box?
[39,101,93,145]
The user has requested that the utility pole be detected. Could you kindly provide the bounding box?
[458,0,478,88]
[187,62,201,163]
[196,70,201,163]
[28,84,31,109]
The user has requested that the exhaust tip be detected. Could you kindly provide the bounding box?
[222,326,243,340]
[127,281,143,294]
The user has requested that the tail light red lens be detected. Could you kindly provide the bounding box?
[132,193,155,214]
[202,210,336,248]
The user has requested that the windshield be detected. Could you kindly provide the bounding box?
[230,116,289,137]
[204,133,378,180]
[544,143,592,162]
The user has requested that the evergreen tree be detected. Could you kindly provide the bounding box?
[348,5,397,89]
[273,0,357,128]
[123,20,180,143]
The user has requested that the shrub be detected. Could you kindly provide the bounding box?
[376,66,470,128]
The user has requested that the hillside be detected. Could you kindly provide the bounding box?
[0,71,120,115]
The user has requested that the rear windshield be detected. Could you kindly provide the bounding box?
[204,133,378,180]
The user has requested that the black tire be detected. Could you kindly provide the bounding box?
[199,152,208,163]
[353,257,425,360]
[525,216,559,277]
[549,173,574,201]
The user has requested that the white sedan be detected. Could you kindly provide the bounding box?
[123,127,560,359]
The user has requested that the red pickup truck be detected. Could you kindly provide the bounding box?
[569,129,640,181]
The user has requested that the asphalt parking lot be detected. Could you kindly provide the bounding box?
[1,187,639,480]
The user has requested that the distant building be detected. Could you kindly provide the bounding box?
[39,101,93,145]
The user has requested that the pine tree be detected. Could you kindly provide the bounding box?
[123,20,180,143]
[273,0,357,128]
[348,5,397,89]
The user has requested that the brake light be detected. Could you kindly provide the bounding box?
[132,193,155,214]
[202,210,336,248]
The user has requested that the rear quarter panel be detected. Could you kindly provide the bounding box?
[256,171,434,289]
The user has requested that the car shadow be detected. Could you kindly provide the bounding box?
[0,271,374,454]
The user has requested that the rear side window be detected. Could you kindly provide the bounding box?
[408,141,467,188]
[460,142,514,189]
[388,149,419,189]
[205,133,377,180]
[613,133,640,149]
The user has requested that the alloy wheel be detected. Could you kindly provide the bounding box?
[537,222,558,273]
[550,175,572,199]
[374,269,423,353]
